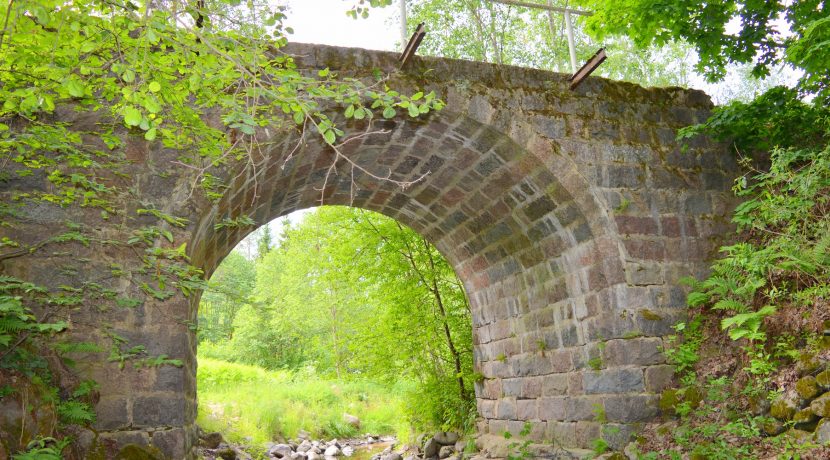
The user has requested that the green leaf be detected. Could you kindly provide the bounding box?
[123,106,142,127]
[63,78,85,97]
[144,128,157,141]
[293,111,304,125]
[383,106,396,119]
[345,105,355,118]
[411,91,423,101]
[323,130,336,144]
[148,81,161,93]
[408,104,420,118]
[122,69,136,83]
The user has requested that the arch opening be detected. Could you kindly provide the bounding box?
[195,205,478,450]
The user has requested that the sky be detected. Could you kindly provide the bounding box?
[281,0,401,51]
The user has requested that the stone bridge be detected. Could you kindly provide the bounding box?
[1,43,737,458]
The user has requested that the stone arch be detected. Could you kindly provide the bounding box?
[187,108,636,452]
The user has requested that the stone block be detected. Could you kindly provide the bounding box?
[604,395,660,422]
[513,353,553,377]
[625,262,664,286]
[516,400,538,421]
[574,421,602,447]
[94,397,129,431]
[478,400,497,419]
[546,421,576,446]
[541,374,568,396]
[538,397,566,420]
[583,368,644,394]
[565,396,599,421]
[601,423,636,451]
[549,349,573,373]
[521,376,543,399]
[502,378,522,397]
[495,399,517,420]
[132,395,186,427]
[152,428,186,459]
[603,338,665,367]
[98,430,150,449]
[645,365,676,392]
[615,216,658,235]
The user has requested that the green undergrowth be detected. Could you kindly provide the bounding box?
[197,358,411,452]
[629,88,830,459]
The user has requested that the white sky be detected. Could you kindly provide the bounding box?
[281,0,400,51]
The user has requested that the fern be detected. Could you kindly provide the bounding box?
[712,298,747,313]
[57,400,96,425]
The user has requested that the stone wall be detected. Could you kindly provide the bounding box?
[0,43,738,458]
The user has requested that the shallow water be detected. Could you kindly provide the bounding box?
[349,440,395,460]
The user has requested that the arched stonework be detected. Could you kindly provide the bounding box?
[0,43,737,458]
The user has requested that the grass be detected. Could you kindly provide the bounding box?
[197,358,411,452]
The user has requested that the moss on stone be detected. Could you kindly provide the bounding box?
[810,393,830,418]
[763,419,785,436]
[796,375,820,400]
[771,397,797,421]
[659,389,679,414]
[794,408,818,423]
[683,386,703,409]
[639,309,663,321]
[816,369,830,389]
[115,444,164,460]
[797,352,821,377]
[786,428,813,445]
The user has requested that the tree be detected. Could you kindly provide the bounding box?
[198,251,255,343]
[576,0,829,101]
[406,0,698,87]
[256,225,273,260]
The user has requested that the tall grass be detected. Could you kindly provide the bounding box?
[197,358,411,450]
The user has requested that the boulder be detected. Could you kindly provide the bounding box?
[817,370,830,389]
[381,453,402,460]
[423,438,440,458]
[307,452,321,460]
[342,445,355,457]
[324,445,341,457]
[297,441,313,453]
[796,376,820,400]
[816,419,830,445]
[794,408,819,426]
[114,445,165,460]
[434,432,459,446]
[200,432,224,449]
[771,396,798,421]
[269,444,294,458]
[343,414,361,429]
[811,393,830,418]
[763,419,786,436]
[217,448,238,460]
[298,430,311,440]
[291,454,306,460]
[438,445,455,459]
